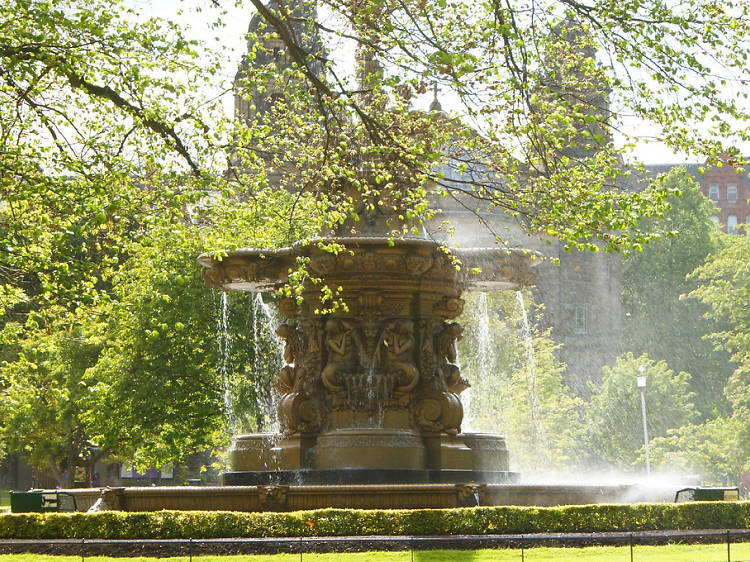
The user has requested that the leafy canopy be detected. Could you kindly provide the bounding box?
[2,0,750,475]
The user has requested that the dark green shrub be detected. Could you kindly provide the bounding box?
[0,502,748,539]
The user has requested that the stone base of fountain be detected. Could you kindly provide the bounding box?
[67,481,641,513]
[225,431,516,486]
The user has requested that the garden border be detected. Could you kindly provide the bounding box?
[1,529,749,556]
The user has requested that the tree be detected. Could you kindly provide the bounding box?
[584,352,697,470]
[622,217,750,484]
[688,233,750,471]
[3,0,750,477]
[622,168,733,418]
[648,416,747,483]
[0,0,321,479]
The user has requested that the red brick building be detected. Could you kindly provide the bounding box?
[699,161,750,233]
[644,160,750,234]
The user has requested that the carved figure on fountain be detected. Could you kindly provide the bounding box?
[275,322,326,435]
[273,324,302,395]
[413,389,463,435]
[437,322,470,394]
[321,319,362,400]
[378,320,419,401]
[411,319,466,435]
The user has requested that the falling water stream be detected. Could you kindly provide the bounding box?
[516,290,545,449]
[251,292,283,433]
[217,292,238,433]
[217,292,284,434]
[463,293,495,430]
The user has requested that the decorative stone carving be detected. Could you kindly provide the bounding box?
[201,266,227,288]
[414,390,463,434]
[308,253,336,275]
[456,483,486,507]
[358,290,383,311]
[417,319,441,381]
[405,253,433,275]
[432,296,464,318]
[316,433,424,450]
[412,319,466,434]
[321,319,361,395]
[224,262,254,282]
[360,250,378,271]
[257,484,289,510]
[437,322,469,394]
[379,320,419,397]
[278,297,297,319]
[274,324,302,394]
[277,392,322,435]
[274,320,326,435]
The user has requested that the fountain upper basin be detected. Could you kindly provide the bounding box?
[198,237,540,294]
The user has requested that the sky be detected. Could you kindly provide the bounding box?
[139,0,714,166]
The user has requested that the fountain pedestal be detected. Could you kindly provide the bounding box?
[200,237,536,485]
[315,428,425,470]
[424,434,473,470]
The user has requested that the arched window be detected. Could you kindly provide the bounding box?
[728,183,738,203]
[727,215,738,234]
[709,183,720,201]
[710,215,720,227]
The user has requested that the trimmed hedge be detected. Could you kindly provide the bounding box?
[0,502,748,539]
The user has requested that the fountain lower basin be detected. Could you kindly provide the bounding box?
[72,482,638,512]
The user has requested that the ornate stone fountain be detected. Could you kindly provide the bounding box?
[68,231,637,513]
[199,236,538,486]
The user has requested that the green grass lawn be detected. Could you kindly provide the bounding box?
[1,543,749,561]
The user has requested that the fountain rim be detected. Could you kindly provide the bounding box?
[197,236,543,269]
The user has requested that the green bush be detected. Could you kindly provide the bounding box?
[0,503,748,539]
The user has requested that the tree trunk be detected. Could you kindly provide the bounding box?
[47,456,63,488]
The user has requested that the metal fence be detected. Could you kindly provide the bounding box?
[1,529,750,560]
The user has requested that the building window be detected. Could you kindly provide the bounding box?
[709,183,719,202]
[727,215,738,234]
[728,183,738,203]
[710,215,720,227]
[573,304,588,335]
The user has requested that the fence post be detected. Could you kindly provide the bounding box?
[189,537,193,562]
[80,537,85,562]
[630,532,634,562]
[727,529,731,562]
